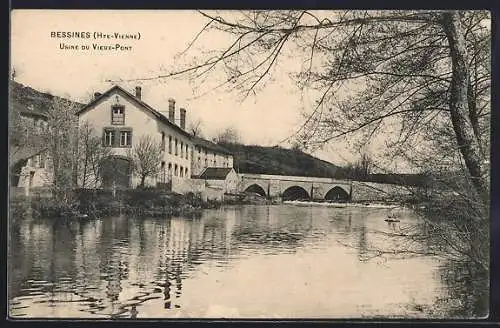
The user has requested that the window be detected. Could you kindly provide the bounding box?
[180,166,184,177]
[168,136,172,154]
[180,141,184,158]
[160,161,166,183]
[120,131,132,147]
[205,158,208,166]
[111,105,125,125]
[174,164,178,176]
[40,153,46,168]
[185,145,189,159]
[104,130,115,146]
[161,132,165,151]
[103,128,132,147]
[185,167,189,177]
[175,139,178,156]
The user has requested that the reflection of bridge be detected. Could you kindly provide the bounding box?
[238,173,352,201]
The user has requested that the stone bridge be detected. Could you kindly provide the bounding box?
[238,173,353,201]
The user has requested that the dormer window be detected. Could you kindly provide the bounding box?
[111,105,125,125]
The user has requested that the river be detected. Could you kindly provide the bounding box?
[8,204,487,319]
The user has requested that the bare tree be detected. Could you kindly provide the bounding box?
[127,135,163,188]
[188,117,204,137]
[119,10,488,204]
[74,121,112,188]
[345,152,373,181]
[43,97,80,206]
[213,126,241,144]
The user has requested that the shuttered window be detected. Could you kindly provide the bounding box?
[103,128,132,147]
[104,130,115,146]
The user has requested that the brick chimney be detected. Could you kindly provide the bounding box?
[180,108,186,130]
[135,86,142,99]
[168,98,175,123]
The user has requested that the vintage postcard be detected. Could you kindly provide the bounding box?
[8,9,491,319]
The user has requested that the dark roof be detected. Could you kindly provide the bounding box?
[10,146,46,167]
[199,167,234,180]
[75,85,192,138]
[191,135,232,155]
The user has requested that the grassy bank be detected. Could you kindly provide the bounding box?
[9,188,269,220]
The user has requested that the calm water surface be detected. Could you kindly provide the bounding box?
[9,204,452,318]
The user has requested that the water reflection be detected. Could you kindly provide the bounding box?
[8,205,485,318]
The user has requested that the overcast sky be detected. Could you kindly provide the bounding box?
[11,10,378,167]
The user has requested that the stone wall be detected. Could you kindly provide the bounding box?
[351,181,412,202]
[171,176,205,194]
[171,177,224,202]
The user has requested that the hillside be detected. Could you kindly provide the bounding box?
[218,142,345,178]
[217,142,429,186]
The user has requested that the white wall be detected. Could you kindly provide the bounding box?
[17,152,53,190]
[191,145,234,177]
[78,88,193,188]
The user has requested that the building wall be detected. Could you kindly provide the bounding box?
[159,126,193,183]
[78,89,193,188]
[17,152,53,191]
[171,177,223,202]
[191,145,234,177]
[225,169,239,193]
[171,176,205,194]
[203,170,239,194]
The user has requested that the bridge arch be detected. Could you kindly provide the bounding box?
[282,186,310,201]
[243,183,267,197]
[324,186,350,202]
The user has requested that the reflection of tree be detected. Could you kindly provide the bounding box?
[357,225,368,260]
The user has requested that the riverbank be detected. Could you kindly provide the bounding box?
[9,188,270,220]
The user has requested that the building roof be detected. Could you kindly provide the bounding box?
[76,85,235,155]
[191,135,232,155]
[199,167,234,180]
[10,146,46,167]
[75,85,192,139]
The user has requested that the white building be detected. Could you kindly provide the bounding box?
[76,85,234,189]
